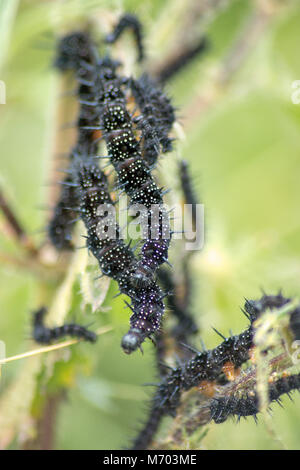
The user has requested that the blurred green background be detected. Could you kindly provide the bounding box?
[0,0,300,450]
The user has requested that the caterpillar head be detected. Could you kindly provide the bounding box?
[121,328,144,354]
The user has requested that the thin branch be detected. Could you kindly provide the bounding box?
[182,2,282,129]
[0,188,39,256]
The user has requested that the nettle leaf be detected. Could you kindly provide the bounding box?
[80,257,111,313]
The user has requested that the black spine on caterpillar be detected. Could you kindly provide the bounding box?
[130,294,292,449]
[209,372,300,424]
[130,74,176,166]
[73,157,166,354]
[105,13,144,62]
[155,36,209,85]
[32,307,97,344]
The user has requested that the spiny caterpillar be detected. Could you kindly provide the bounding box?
[147,161,201,379]
[51,24,175,281]
[130,74,176,165]
[130,293,299,449]
[157,267,198,344]
[47,177,79,251]
[47,16,176,353]
[2,7,297,452]
[32,307,97,344]
[105,13,144,63]
[86,54,173,285]
[179,159,199,231]
[209,372,300,424]
[48,31,96,250]
[73,156,165,353]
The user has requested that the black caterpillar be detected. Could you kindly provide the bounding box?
[179,159,199,230]
[85,54,173,284]
[105,13,144,62]
[289,306,300,341]
[131,293,298,449]
[48,31,96,249]
[152,162,200,377]
[157,159,201,344]
[32,307,97,344]
[155,36,209,84]
[51,21,175,281]
[53,30,93,72]
[47,17,177,353]
[31,12,300,450]
[209,372,300,424]
[73,156,165,354]
[47,175,79,250]
[130,74,176,165]
[157,267,198,345]
[19,10,299,451]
